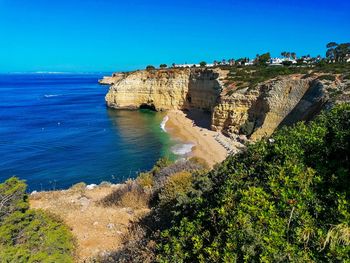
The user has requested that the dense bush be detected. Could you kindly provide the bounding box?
[317,74,337,81]
[226,65,310,89]
[225,62,350,89]
[0,177,75,262]
[158,171,193,207]
[97,158,210,262]
[156,104,350,262]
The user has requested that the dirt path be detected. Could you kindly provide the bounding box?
[30,184,148,262]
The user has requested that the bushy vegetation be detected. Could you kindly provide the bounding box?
[0,177,75,262]
[155,104,350,262]
[226,65,310,89]
[225,62,350,90]
[96,158,209,262]
[326,42,350,63]
[96,104,350,263]
[317,74,336,81]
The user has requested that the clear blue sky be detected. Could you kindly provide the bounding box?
[0,0,349,72]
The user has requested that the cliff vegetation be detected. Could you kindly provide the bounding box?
[0,178,75,262]
[98,104,350,262]
[104,62,350,142]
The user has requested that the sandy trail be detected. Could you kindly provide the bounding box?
[30,184,148,262]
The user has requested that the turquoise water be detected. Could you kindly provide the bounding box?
[0,73,173,191]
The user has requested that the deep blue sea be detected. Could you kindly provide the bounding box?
[0,73,173,191]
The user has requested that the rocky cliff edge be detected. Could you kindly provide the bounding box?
[102,68,350,140]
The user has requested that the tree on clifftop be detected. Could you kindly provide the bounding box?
[199,61,207,67]
[159,64,168,69]
[326,42,350,62]
[146,65,155,70]
[256,52,271,65]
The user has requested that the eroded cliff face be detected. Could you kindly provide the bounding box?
[212,75,349,140]
[104,69,349,140]
[105,69,222,111]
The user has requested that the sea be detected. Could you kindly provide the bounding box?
[0,73,178,191]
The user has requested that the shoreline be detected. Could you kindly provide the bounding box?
[164,109,237,167]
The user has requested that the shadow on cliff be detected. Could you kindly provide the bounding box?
[184,69,222,130]
[240,85,270,137]
[241,80,327,138]
[278,80,327,128]
[183,109,212,129]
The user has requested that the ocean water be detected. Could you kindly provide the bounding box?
[0,73,174,191]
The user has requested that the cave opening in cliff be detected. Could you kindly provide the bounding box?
[139,103,157,111]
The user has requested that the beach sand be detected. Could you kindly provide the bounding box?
[165,109,230,167]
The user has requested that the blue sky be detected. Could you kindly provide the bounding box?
[0,0,349,72]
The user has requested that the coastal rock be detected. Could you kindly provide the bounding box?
[103,69,349,141]
[105,68,222,111]
[212,75,349,140]
[99,73,126,85]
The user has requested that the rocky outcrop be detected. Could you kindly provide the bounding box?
[103,68,349,141]
[212,75,349,140]
[99,73,126,85]
[105,68,222,111]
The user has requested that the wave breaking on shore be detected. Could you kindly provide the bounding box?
[171,143,195,156]
[160,115,169,132]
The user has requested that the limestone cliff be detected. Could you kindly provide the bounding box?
[212,75,349,140]
[105,68,222,111]
[103,69,349,140]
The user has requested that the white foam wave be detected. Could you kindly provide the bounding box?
[86,184,97,190]
[171,143,195,155]
[160,115,169,132]
[44,94,61,98]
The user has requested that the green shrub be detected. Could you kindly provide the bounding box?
[318,74,336,81]
[69,182,86,195]
[0,177,75,262]
[282,60,293,66]
[137,172,154,189]
[156,104,350,262]
[188,157,210,170]
[226,65,310,88]
[0,177,28,221]
[151,157,173,176]
[158,171,193,206]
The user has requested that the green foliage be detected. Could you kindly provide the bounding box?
[199,61,207,67]
[158,171,193,207]
[0,177,75,262]
[0,177,28,221]
[137,172,154,189]
[151,157,173,176]
[256,52,271,65]
[282,60,293,66]
[326,42,350,62]
[160,64,168,69]
[225,62,350,89]
[188,157,210,171]
[156,104,350,262]
[146,65,156,70]
[317,74,336,81]
[315,61,350,74]
[227,65,309,89]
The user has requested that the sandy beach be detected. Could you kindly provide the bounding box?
[165,109,233,167]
